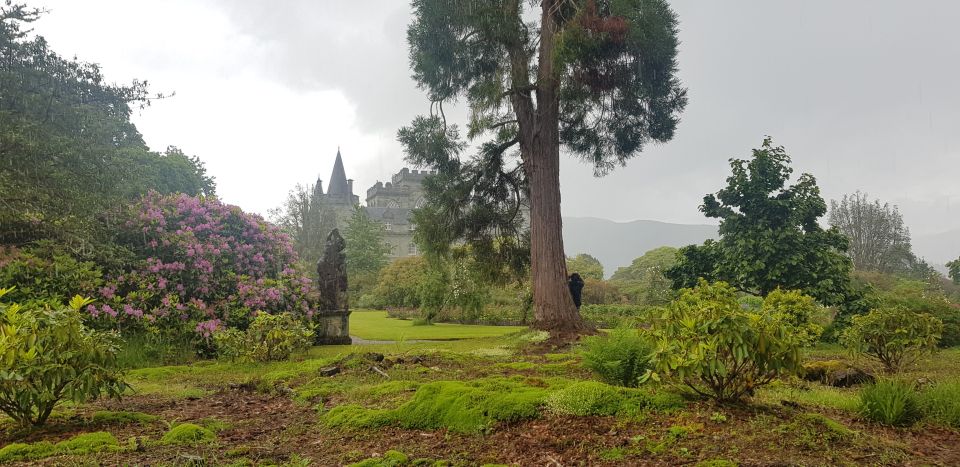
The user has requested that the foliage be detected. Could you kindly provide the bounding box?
[829,192,932,279]
[160,422,216,445]
[400,0,687,331]
[0,290,128,427]
[948,257,960,284]
[665,139,854,307]
[580,327,653,387]
[372,257,430,309]
[611,246,678,305]
[0,5,213,254]
[865,278,960,348]
[858,379,920,426]
[89,192,318,337]
[581,278,625,305]
[343,206,391,283]
[214,312,313,362]
[648,280,803,402]
[0,243,103,302]
[840,307,942,372]
[566,253,604,280]
[579,303,658,328]
[269,182,337,267]
[761,289,823,346]
[918,379,960,428]
[0,431,120,463]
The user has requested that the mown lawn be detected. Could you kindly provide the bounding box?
[348,309,525,341]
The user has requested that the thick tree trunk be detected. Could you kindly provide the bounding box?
[523,0,589,333]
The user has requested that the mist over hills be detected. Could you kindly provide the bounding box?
[562,217,718,278]
[563,218,958,279]
[913,229,960,270]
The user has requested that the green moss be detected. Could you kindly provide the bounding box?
[324,404,395,429]
[547,381,622,416]
[161,423,216,445]
[599,446,627,460]
[348,449,409,466]
[0,441,56,463]
[324,377,556,434]
[781,413,855,449]
[364,380,421,397]
[495,361,537,371]
[695,460,738,467]
[0,431,120,462]
[90,410,159,425]
[54,431,121,454]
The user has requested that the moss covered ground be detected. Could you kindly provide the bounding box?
[1,312,959,465]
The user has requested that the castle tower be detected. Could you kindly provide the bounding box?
[320,148,359,228]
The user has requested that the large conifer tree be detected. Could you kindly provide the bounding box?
[399,0,687,333]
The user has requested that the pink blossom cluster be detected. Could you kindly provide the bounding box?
[89,192,319,334]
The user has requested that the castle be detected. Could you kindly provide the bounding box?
[314,150,432,259]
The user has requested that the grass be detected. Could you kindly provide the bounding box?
[349,310,524,341]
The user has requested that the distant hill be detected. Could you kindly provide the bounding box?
[562,217,718,278]
[913,229,959,266]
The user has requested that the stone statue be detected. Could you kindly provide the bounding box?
[314,228,351,344]
[316,228,348,311]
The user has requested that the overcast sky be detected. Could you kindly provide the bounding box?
[30,0,960,237]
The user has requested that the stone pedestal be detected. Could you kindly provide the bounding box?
[314,309,352,345]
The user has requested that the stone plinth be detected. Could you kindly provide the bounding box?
[314,309,352,345]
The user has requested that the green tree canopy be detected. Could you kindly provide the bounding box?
[0,4,213,256]
[400,0,687,333]
[611,246,677,281]
[610,246,677,305]
[269,182,336,267]
[343,206,391,278]
[947,257,960,285]
[665,138,853,306]
[566,253,603,280]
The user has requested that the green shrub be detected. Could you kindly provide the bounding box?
[840,307,942,372]
[761,289,823,345]
[858,380,920,426]
[0,441,56,463]
[918,379,960,428]
[161,423,216,445]
[0,290,129,427]
[546,381,622,416]
[0,244,102,303]
[648,280,802,402]
[580,327,653,387]
[580,304,657,328]
[214,312,313,362]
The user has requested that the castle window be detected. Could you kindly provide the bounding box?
[408,223,416,232]
[408,242,417,255]
[384,223,392,231]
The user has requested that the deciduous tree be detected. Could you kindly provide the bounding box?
[400,0,687,333]
[566,253,603,281]
[665,138,853,306]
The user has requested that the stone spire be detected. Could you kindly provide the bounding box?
[327,148,351,196]
[313,174,324,197]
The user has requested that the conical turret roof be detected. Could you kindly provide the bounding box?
[327,148,350,196]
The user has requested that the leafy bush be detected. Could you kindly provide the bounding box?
[840,307,942,372]
[88,192,320,337]
[761,289,824,345]
[580,328,653,387]
[858,379,920,426]
[918,379,960,428]
[0,289,128,427]
[0,244,103,303]
[648,280,803,402]
[213,312,313,362]
[580,304,657,328]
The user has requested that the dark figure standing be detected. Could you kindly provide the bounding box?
[568,273,584,309]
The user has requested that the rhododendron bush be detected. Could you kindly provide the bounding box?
[87,192,319,338]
